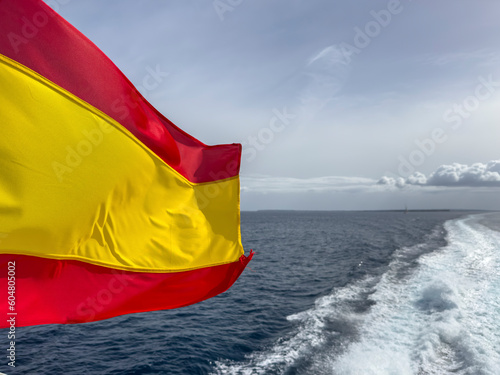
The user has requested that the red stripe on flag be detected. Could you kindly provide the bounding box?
[0,253,252,327]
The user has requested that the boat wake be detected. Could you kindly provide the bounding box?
[214,213,500,374]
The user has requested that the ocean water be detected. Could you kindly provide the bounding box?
[3,210,500,374]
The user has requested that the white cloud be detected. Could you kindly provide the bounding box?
[377,176,406,188]
[241,175,378,194]
[379,160,500,188]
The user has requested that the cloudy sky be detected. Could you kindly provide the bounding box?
[51,0,500,210]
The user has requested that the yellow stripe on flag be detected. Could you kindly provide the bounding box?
[0,54,243,272]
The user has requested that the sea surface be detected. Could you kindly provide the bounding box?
[4,210,500,374]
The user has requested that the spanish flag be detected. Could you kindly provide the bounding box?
[0,0,252,327]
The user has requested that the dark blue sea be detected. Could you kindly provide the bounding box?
[4,210,500,374]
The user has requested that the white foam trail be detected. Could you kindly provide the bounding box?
[214,214,500,375]
[214,276,377,374]
[329,214,500,375]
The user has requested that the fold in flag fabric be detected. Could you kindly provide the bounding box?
[0,0,252,327]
